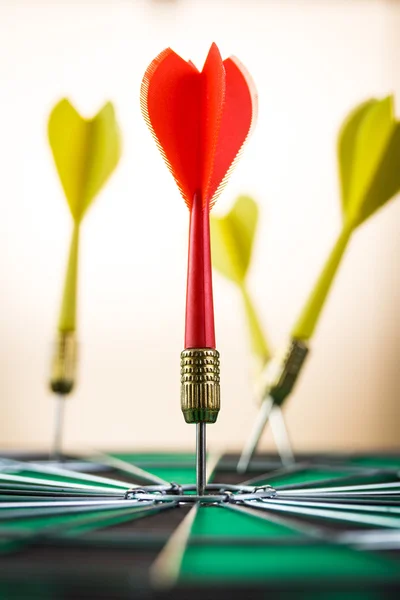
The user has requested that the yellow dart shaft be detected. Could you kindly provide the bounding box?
[58,223,80,333]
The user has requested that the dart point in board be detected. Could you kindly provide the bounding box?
[141,43,258,494]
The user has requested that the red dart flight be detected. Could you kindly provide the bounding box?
[141,42,257,350]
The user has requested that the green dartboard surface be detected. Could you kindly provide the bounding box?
[0,451,399,599]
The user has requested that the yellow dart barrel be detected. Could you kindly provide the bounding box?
[50,331,77,395]
[261,339,309,406]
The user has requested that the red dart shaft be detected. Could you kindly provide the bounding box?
[185,193,215,349]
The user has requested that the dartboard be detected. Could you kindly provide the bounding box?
[1,452,399,598]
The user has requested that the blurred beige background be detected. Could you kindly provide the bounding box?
[0,0,399,454]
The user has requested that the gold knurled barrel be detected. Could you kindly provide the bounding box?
[49,331,77,395]
[268,338,309,406]
[180,348,220,424]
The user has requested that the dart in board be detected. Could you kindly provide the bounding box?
[140,43,257,494]
[48,99,121,458]
[211,195,295,465]
[234,96,400,472]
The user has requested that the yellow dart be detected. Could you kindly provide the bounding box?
[48,99,121,458]
[211,196,295,467]
[239,96,400,471]
[211,195,293,467]
[211,195,271,373]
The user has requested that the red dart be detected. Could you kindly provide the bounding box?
[141,43,257,494]
[141,43,257,350]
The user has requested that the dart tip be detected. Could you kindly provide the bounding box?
[52,394,65,461]
[237,396,274,474]
[196,423,206,496]
[268,405,295,467]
